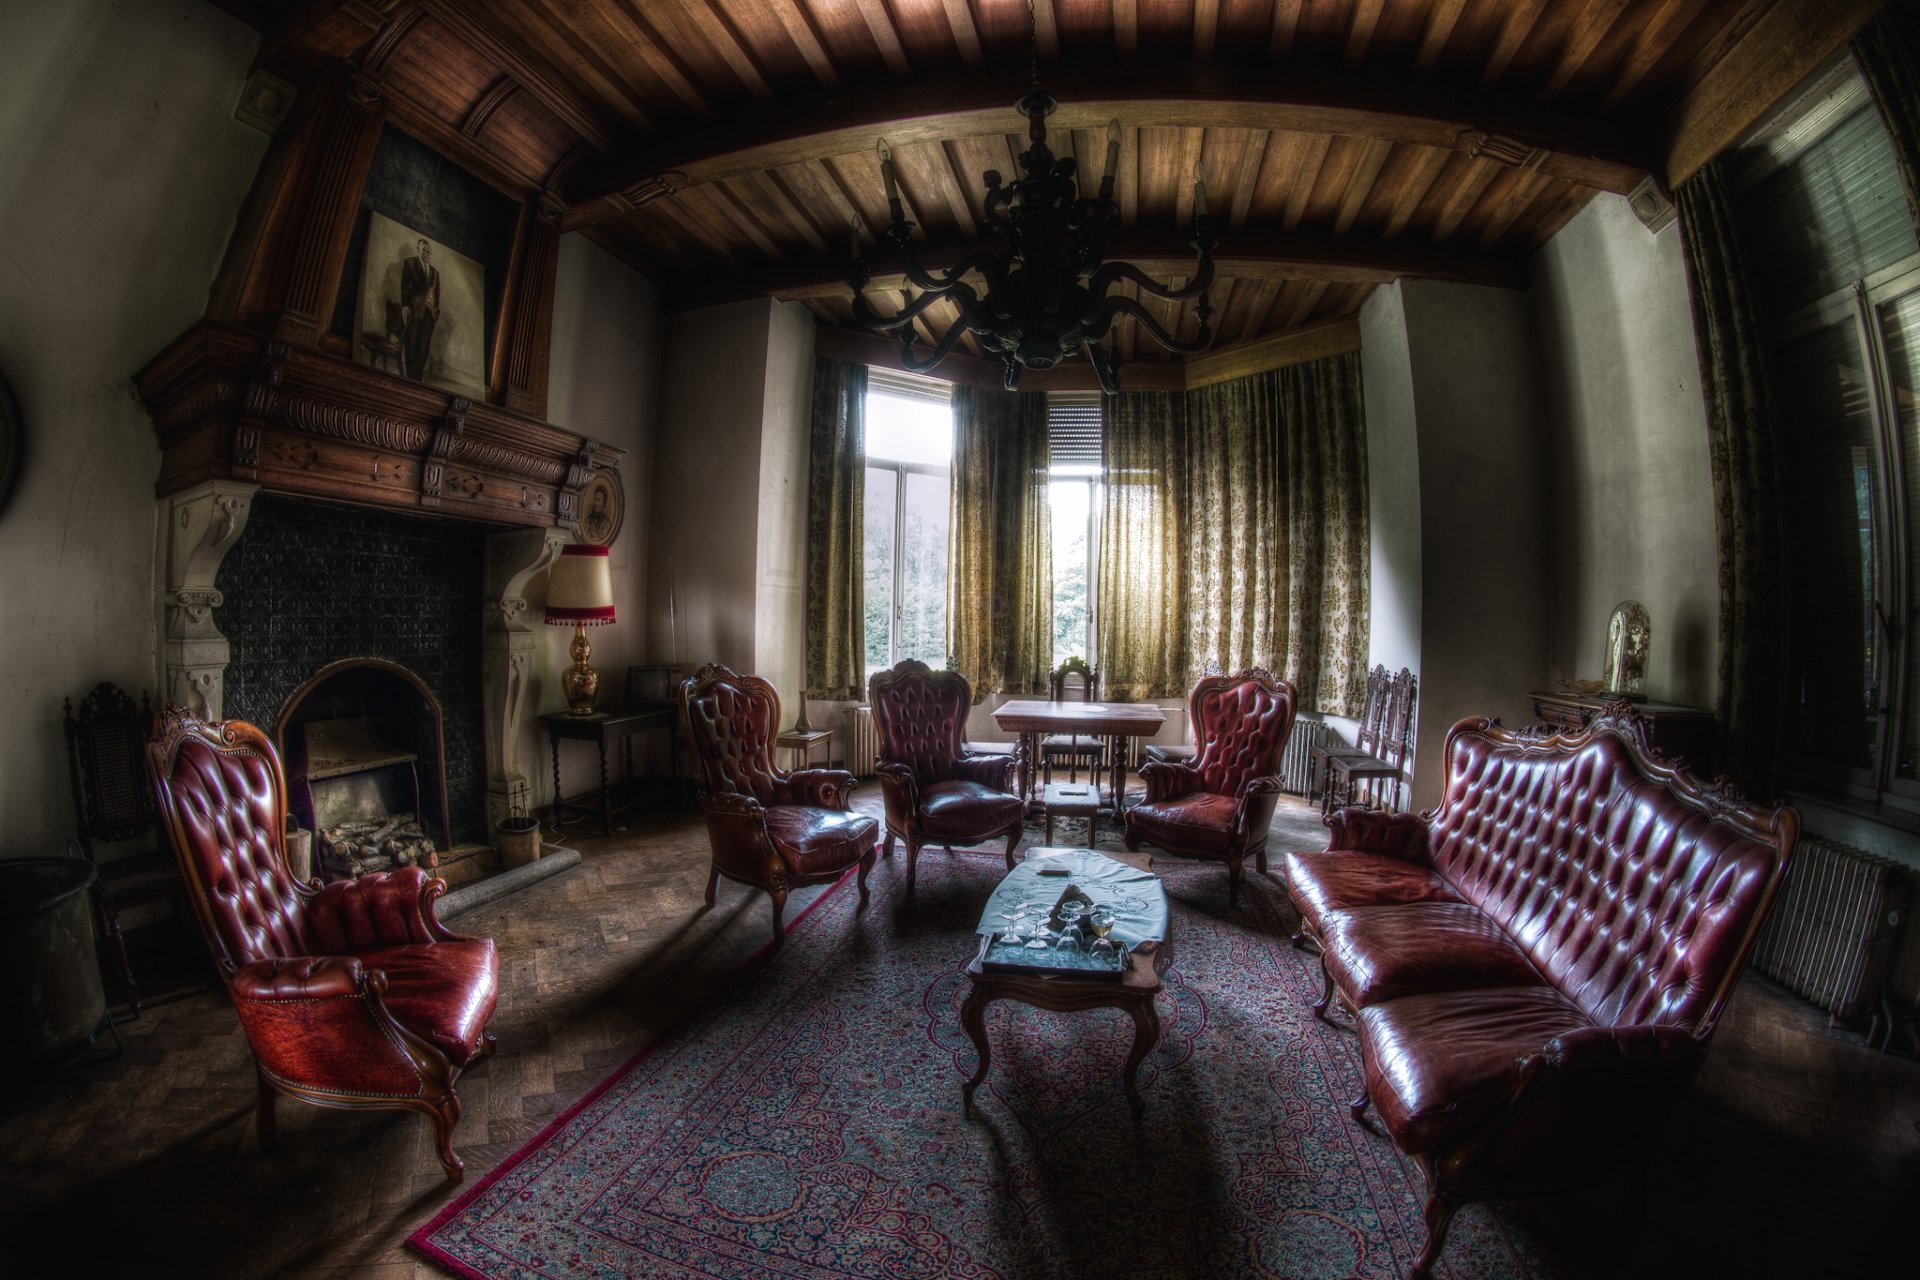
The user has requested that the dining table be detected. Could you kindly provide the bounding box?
[990,699,1167,819]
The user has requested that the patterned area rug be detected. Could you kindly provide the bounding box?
[411,848,1560,1279]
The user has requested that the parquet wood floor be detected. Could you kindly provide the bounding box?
[0,786,1909,1278]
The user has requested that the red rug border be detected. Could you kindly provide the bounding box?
[406,860,862,1279]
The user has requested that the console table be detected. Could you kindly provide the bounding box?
[1528,690,1716,771]
[541,706,678,836]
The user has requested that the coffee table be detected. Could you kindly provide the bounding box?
[960,848,1171,1121]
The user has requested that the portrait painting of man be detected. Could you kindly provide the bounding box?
[354,212,485,398]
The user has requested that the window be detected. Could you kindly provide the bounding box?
[1048,393,1103,670]
[1734,66,1920,808]
[863,370,951,678]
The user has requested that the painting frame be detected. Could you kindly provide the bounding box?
[353,211,486,398]
[576,468,624,546]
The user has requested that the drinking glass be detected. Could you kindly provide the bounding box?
[1090,908,1117,953]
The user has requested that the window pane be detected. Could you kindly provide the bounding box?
[899,470,949,665]
[863,467,897,680]
[1742,106,1920,318]
[1882,289,1920,780]
[1051,479,1090,668]
[1778,318,1880,772]
[867,391,953,467]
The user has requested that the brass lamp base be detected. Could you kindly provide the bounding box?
[562,623,599,714]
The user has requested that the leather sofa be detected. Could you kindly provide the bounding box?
[1282,707,1797,1279]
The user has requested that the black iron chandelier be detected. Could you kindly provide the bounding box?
[847,11,1218,394]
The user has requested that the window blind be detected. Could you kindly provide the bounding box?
[867,367,952,405]
[1048,392,1104,470]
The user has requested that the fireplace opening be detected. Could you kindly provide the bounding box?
[276,659,451,882]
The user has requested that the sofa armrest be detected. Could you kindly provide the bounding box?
[1236,775,1286,839]
[775,768,856,809]
[875,760,922,834]
[229,955,368,1002]
[228,956,443,1097]
[1140,760,1205,803]
[1323,806,1432,864]
[951,752,1018,791]
[1534,1024,1708,1080]
[307,866,442,950]
[700,790,786,885]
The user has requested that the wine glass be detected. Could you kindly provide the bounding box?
[1089,908,1117,954]
[997,903,1027,947]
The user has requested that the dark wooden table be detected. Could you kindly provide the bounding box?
[960,847,1169,1121]
[991,699,1167,817]
[1528,690,1716,771]
[541,706,678,836]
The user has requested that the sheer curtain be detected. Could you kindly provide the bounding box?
[1098,391,1190,701]
[803,358,866,700]
[947,386,1051,699]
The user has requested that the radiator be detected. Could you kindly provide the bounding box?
[1751,837,1911,1023]
[846,706,879,778]
[1281,719,1329,795]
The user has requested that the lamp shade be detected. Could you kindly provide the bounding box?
[544,544,615,625]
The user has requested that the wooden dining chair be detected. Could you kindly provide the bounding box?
[1041,656,1104,796]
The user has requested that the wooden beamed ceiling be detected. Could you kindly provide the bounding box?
[243,0,1887,371]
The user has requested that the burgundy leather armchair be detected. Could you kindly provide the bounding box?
[1281,709,1797,1278]
[145,708,498,1180]
[867,660,1024,889]
[1125,667,1297,906]
[680,663,878,942]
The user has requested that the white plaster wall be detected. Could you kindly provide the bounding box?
[1401,281,1552,806]
[1359,284,1423,754]
[648,299,774,671]
[530,234,663,806]
[0,1,265,856]
[1531,194,1718,706]
[754,301,816,727]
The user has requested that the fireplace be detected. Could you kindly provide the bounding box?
[278,659,450,881]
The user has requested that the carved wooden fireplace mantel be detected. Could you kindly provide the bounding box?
[135,319,621,526]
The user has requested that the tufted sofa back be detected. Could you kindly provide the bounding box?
[868,661,969,784]
[1189,670,1297,797]
[1427,717,1796,1033]
[147,709,309,970]
[680,664,783,803]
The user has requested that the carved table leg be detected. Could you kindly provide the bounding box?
[960,980,993,1115]
[598,736,612,835]
[1122,993,1161,1122]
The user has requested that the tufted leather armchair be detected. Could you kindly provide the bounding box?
[680,663,878,942]
[1280,709,1798,1278]
[145,707,498,1180]
[1125,668,1297,906]
[867,660,1025,889]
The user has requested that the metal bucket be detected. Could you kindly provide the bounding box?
[0,858,107,1072]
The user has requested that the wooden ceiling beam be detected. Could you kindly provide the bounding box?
[654,225,1523,310]
[1664,0,1883,188]
[562,61,1651,228]
[412,0,624,153]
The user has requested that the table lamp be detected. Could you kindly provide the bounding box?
[545,544,615,714]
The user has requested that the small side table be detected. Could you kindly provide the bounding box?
[774,728,832,772]
[542,706,676,836]
[1042,781,1101,847]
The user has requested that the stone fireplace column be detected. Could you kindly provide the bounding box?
[160,480,259,718]
[483,527,566,831]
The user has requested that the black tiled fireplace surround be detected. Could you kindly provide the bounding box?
[215,494,488,847]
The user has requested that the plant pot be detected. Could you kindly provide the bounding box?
[496,817,542,869]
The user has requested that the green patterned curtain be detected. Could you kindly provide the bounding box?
[1855,0,1920,231]
[949,386,1051,699]
[1097,391,1190,701]
[1271,351,1371,716]
[1178,359,1370,715]
[803,358,866,700]
[1676,160,1789,798]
